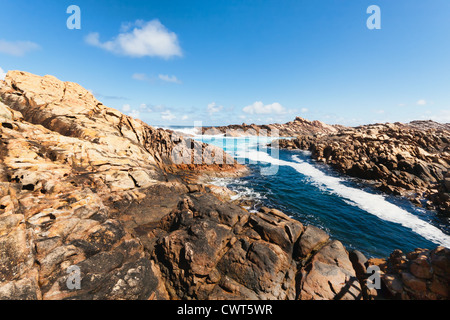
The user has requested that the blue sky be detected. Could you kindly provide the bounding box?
[1,0,450,126]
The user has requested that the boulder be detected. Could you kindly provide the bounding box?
[368,246,450,300]
[294,224,329,259]
[297,240,362,300]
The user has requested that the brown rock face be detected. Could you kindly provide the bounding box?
[0,71,241,300]
[0,71,363,300]
[202,116,343,137]
[0,71,447,301]
[0,71,245,183]
[295,224,329,258]
[298,240,362,300]
[153,198,361,300]
[368,247,450,300]
[275,122,450,215]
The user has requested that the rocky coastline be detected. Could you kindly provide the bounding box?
[273,122,450,215]
[202,116,345,137]
[0,71,448,300]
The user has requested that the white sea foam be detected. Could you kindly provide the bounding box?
[158,126,201,136]
[209,177,267,202]
[236,149,450,248]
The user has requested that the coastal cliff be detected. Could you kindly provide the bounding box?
[0,71,448,300]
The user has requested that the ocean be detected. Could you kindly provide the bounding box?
[162,126,450,258]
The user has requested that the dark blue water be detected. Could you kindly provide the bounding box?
[232,148,450,258]
[168,128,450,259]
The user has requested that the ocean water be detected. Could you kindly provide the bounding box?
[163,126,450,258]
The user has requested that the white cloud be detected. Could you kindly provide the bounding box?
[158,74,181,84]
[161,110,176,120]
[132,73,149,81]
[121,104,142,119]
[120,21,134,33]
[375,109,385,114]
[0,39,40,56]
[0,67,6,80]
[132,73,181,84]
[301,107,309,113]
[181,115,189,121]
[129,109,141,119]
[85,19,182,59]
[139,103,152,112]
[92,91,129,101]
[207,102,223,116]
[429,110,450,123]
[153,104,166,111]
[243,101,286,115]
[417,99,427,106]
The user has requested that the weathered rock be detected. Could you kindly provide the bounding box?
[0,269,41,300]
[294,224,329,259]
[297,240,362,300]
[202,116,343,137]
[275,122,450,215]
[349,250,368,277]
[1,70,447,301]
[382,274,404,297]
[153,194,302,300]
[410,255,433,279]
[0,71,244,300]
[249,208,303,254]
[368,246,450,300]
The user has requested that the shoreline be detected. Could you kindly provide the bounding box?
[272,124,450,216]
[0,70,448,300]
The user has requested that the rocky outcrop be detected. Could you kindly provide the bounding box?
[202,117,344,137]
[152,200,361,300]
[275,122,450,215]
[0,71,242,300]
[0,71,362,300]
[368,246,450,299]
[0,71,448,300]
[0,71,245,185]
